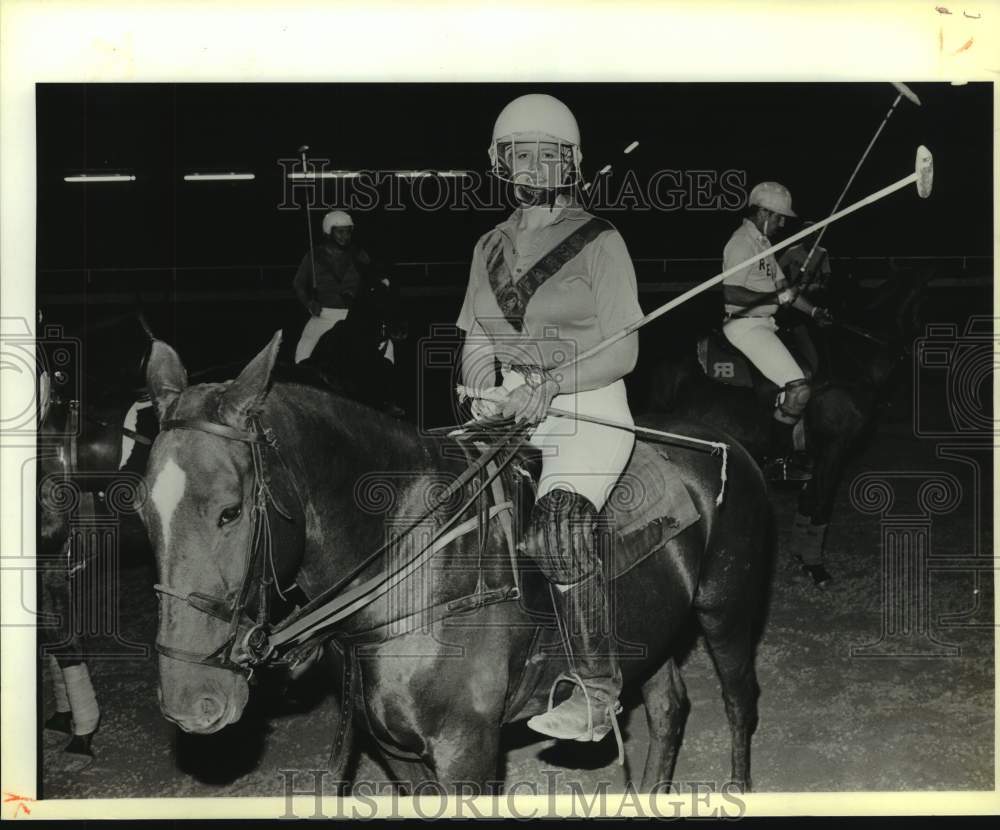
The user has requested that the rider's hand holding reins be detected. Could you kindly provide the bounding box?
[470,395,503,420]
[501,368,560,425]
[811,306,834,327]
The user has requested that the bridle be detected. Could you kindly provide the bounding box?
[152,415,294,676]
[150,408,526,677]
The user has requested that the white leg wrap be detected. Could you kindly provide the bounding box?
[63,663,100,735]
[48,655,71,712]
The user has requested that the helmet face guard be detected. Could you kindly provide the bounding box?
[489,133,582,190]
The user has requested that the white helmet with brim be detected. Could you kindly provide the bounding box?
[748,182,797,218]
[322,210,354,234]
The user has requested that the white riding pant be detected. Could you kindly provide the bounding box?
[503,371,635,511]
[295,307,349,364]
[722,316,806,387]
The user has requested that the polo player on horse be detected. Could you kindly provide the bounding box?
[721,183,832,471]
[456,93,644,744]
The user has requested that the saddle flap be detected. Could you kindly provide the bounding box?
[601,441,701,579]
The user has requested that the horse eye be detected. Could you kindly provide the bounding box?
[218,505,242,527]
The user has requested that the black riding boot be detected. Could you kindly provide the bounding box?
[769,416,794,454]
[528,570,623,742]
[768,417,813,480]
[525,490,622,743]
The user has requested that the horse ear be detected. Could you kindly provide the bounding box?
[219,331,283,425]
[37,370,52,426]
[146,340,189,423]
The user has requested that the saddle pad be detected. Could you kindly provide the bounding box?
[697,332,755,388]
[602,439,701,580]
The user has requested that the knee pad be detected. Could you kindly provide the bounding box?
[775,378,811,423]
[527,489,599,585]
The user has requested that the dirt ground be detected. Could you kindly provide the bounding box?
[38,420,995,804]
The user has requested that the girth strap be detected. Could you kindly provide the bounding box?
[485,458,520,597]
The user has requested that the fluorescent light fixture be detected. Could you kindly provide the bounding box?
[64,174,136,183]
[184,172,255,181]
[395,169,472,178]
[287,169,469,180]
[287,170,363,179]
[624,141,639,154]
[598,164,612,175]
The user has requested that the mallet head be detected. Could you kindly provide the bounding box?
[915,145,933,198]
[892,82,922,106]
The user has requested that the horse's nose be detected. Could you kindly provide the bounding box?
[163,692,229,733]
[192,694,226,730]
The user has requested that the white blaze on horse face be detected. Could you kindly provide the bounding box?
[151,457,186,553]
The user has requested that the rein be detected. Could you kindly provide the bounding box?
[153,410,529,674]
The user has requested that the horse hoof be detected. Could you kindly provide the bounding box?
[44,710,73,735]
[65,733,96,757]
[795,556,832,589]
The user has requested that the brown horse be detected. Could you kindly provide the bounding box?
[142,332,773,792]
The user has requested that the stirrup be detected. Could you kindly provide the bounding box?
[533,671,625,766]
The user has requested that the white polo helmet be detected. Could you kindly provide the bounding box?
[322,210,354,234]
[488,94,583,187]
[748,182,797,218]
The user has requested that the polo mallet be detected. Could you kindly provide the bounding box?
[298,144,318,293]
[560,146,933,370]
[793,82,922,286]
[832,319,888,347]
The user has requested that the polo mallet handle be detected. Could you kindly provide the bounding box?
[798,94,901,279]
[797,83,921,283]
[298,145,317,294]
[830,319,888,347]
[561,146,933,371]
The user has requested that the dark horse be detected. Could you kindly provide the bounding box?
[647,263,931,579]
[141,332,772,791]
[297,268,408,415]
[37,323,156,768]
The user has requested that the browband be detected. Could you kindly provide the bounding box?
[161,418,272,445]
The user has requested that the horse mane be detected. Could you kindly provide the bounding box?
[264,367,445,472]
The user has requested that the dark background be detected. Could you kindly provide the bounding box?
[36,82,993,266]
[34,82,994,421]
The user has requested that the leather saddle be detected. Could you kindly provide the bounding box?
[696,326,815,390]
[445,425,701,619]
